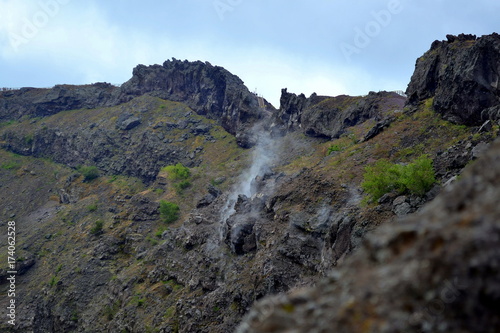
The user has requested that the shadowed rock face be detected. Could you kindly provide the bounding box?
[274,89,406,138]
[237,138,500,333]
[406,33,500,125]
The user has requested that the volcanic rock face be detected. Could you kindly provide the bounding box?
[237,137,500,333]
[406,33,500,125]
[275,89,406,138]
[119,59,267,146]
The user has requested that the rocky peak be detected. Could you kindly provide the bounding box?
[406,33,500,125]
[119,59,267,145]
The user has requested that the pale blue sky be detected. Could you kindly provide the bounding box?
[0,0,498,106]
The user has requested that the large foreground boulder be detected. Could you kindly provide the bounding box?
[238,138,500,332]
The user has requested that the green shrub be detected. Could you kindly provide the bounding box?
[78,165,100,182]
[173,180,191,193]
[327,145,342,155]
[162,163,190,180]
[159,200,180,224]
[362,155,435,201]
[90,220,104,235]
[399,155,436,196]
[49,275,59,287]
[87,203,98,212]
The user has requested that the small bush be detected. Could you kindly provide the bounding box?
[327,145,342,155]
[49,275,59,287]
[159,200,180,224]
[78,165,100,182]
[173,180,191,193]
[90,220,104,235]
[399,155,436,196]
[87,203,98,212]
[362,155,435,201]
[162,163,190,180]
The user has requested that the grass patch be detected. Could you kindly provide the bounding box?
[0,161,20,170]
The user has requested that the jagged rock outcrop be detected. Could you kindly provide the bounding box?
[0,59,269,148]
[237,138,500,333]
[274,90,406,138]
[406,33,500,125]
[119,59,267,146]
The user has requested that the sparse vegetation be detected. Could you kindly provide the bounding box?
[327,145,341,155]
[90,220,104,235]
[153,188,165,195]
[78,165,100,182]
[87,203,98,212]
[162,163,190,180]
[0,120,16,128]
[162,163,192,193]
[24,134,34,145]
[0,161,20,170]
[49,275,59,287]
[155,226,167,238]
[104,300,122,320]
[362,155,436,201]
[159,200,180,223]
[173,180,191,193]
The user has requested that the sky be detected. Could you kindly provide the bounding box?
[0,0,498,107]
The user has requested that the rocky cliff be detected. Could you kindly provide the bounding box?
[119,59,268,147]
[406,33,500,125]
[274,89,406,139]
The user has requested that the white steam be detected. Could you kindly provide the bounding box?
[221,126,279,222]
